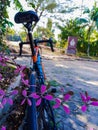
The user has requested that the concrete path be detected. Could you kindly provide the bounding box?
[15,54,98,130]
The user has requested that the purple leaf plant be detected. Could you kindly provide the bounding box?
[80,91,98,112]
[14,65,26,74]
[53,93,71,114]
[1,54,98,129]
[0,55,9,66]
[1,126,6,130]
[0,89,18,108]
[30,85,53,106]
[21,89,34,106]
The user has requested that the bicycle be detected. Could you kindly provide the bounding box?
[14,10,57,130]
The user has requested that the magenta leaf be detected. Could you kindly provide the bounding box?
[91,101,98,106]
[20,72,25,78]
[22,79,29,86]
[41,85,46,94]
[44,95,53,100]
[2,63,6,66]
[14,66,20,74]
[8,98,13,105]
[80,93,90,103]
[0,56,3,61]
[21,99,26,105]
[80,93,87,102]
[0,103,3,108]
[29,93,40,99]
[63,105,70,114]
[11,90,18,95]
[1,126,6,130]
[14,66,26,74]
[20,66,26,71]
[86,96,90,102]
[0,96,3,99]
[53,98,61,109]
[2,98,7,105]
[36,98,42,106]
[0,89,5,96]
[22,90,27,97]
[81,105,87,112]
[27,98,32,106]
[64,94,71,101]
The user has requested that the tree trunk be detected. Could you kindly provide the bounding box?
[87,43,90,56]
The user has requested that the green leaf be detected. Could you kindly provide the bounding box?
[75,18,88,24]
[45,3,57,10]
[83,7,90,14]
[95,20,98,29]
[92,12,98,21]
[13,0,23,11]
[29,3,35,8]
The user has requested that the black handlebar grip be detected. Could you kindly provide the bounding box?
[19,42,23,56]
[49,38,54,52]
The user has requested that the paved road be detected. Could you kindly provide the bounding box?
[43,57,98,97]
[43,56,98,130]
[15,55,98,130]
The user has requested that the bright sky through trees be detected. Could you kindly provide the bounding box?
[8,0,96,32]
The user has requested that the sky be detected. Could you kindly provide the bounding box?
[7,0,96,34]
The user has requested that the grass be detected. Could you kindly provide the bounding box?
[77,52,98,60]
[45,80,60,87]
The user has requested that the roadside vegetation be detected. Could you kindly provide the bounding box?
[1,0,98,58]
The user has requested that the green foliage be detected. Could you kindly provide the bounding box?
[0,0,13,48]
[60,6,79,13]
[75,18,88,25]
[57,1,98,56]
[58,16,98,56]
[12,0,57,31]
[0,42,10,54]
[58,19,81,47]
[34,18,55,39]
[45,2,57,12]
[83,3,98,29]
[13,0,23,11]
[83,7,90,14]
[35,26,54,39]
[26,0,57,13]
[80,2,98,56]
[46,80,60,87]
[47,18,52,30]
[19,31,27,42]
[0,0,9,36]
[6,27,16,36]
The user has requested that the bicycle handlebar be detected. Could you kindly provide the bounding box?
[49,38,54,52]
[19,38,54,56]
[34,38,54,52]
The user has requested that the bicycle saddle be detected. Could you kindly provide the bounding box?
[14,10,39,24]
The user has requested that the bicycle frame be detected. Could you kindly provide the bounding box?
[23,22,45,130]
[14,10,57,130]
